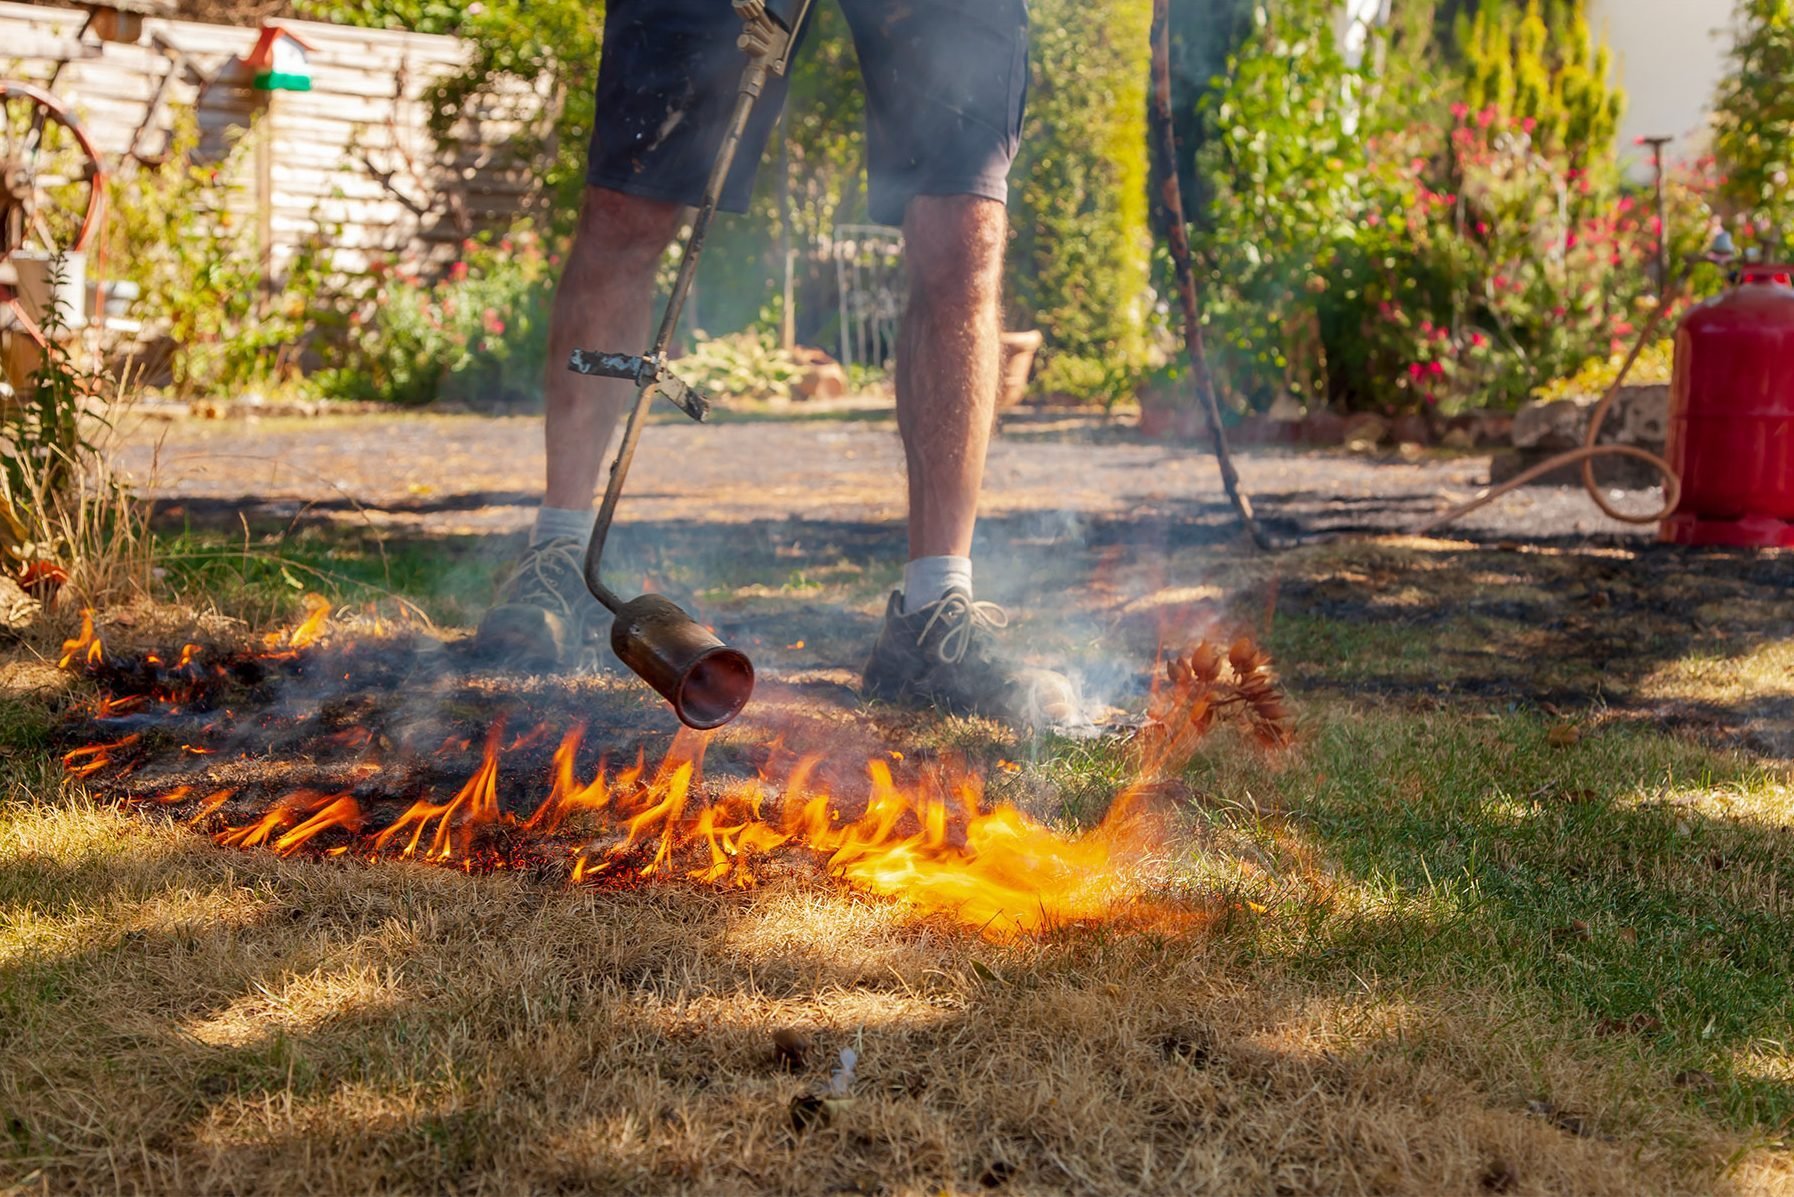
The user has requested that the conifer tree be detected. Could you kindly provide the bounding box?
[1714,0,1794,250]
[1455,0,1622,168]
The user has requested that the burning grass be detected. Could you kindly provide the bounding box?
[47,602,1288,939]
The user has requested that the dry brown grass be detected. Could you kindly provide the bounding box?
[5,526,1793,1195]
[2,775,1789,1197]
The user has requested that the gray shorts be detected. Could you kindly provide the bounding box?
[587,0,1029,227]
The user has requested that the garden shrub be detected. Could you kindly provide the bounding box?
[1192,0,1666,416]
[1714,0,1794,255]
[316,227,555,407]
[106,116,336,397]
[1456,0,1621,167]
[1009,0,1155,400]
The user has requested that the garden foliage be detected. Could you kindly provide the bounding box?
[106,117,334,398]
[318,229,555,407]
[1008,0,1156,399]
[1190,0,1669,415]
[1714,0,1794,255]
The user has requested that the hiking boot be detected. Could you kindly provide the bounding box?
[475,537,604,670]
[861,587,1081,725]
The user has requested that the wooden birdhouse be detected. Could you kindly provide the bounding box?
[246,24,316,92]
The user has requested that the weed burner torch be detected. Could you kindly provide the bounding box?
[568,0,813,731]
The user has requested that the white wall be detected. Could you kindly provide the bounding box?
[1588,0,1736,168]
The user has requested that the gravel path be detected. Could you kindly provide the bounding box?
[114,406,1664,546]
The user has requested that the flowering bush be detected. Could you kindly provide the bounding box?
[1332,104,1667,413]
[318,227,555,407]
[1190,0,1705,417]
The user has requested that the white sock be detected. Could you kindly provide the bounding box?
[532,506,596,546]
[901,556,972,613]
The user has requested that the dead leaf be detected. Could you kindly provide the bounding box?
[1550,919,1592,944]
[1617,927,1637,945]
[772,1027,810,1072]
[1546,723,1581,748]
[1594,1013,1662,1037]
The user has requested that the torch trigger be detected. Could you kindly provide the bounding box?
[655,371,710,423]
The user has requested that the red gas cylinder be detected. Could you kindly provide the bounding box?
[1661,265,1794,547]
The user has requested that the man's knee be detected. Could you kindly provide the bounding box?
[569,186,683,275]
[903,195,1007,298]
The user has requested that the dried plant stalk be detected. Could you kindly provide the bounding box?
[1138,635,1291,779]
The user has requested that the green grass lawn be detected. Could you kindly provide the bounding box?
[1,527,1789,1195]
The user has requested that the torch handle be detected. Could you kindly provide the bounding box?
[579,0,815,613]
[581,77,769,612]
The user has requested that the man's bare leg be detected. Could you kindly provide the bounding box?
[863,194,1071,720]
[895,195,1006,599]
[478,186,681,666]
[544,187,684,512]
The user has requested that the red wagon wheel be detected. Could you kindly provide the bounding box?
[0,78,106,261]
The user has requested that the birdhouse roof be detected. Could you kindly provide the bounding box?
[247,23,318,65]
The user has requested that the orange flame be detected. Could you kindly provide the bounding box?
[62,634,1287,938]
[58,609,101,669]
[371,724,504,861]
[186,789,234,825]
[273,795,363,856]
[263,595,332,654]
[62,733,139,779]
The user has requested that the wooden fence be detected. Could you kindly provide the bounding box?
[0,2,555,280]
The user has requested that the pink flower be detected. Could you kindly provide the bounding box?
[1476,221,1491,236]
[1451,101,1469,121]
[1470,332,1488,349]
[1427,361,1445,377]
[1408,363,1425,379]
[482,308,506,335]
[450,261,469,282]
[1521,117,1537,134]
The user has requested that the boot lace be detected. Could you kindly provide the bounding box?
[498,538,586,612]
[915,592,1009,664]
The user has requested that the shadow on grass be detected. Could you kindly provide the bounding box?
[1182,712,1794,1138]
[147,491,1794,745]
[0,811,1779,1195]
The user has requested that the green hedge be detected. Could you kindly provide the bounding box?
[1008,0,1155,400]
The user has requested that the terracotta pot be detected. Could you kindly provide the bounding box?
[998,329,1044,410]
[1137,400,1176,438]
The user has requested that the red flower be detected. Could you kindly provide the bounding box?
[450,261,469,282]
